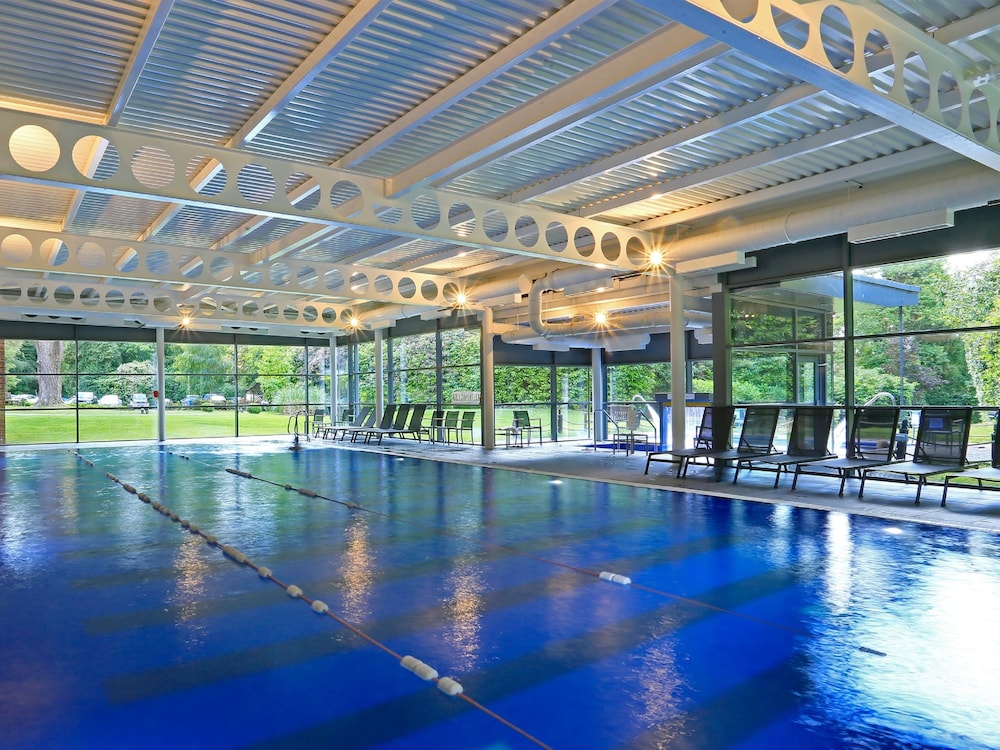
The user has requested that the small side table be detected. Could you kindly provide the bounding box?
[613,431,649,455]
[502,426,524,448]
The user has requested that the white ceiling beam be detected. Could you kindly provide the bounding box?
[509,79,816,204]
[0,224,459,308]
[526,3,1000,214]
[227,0,395,147]
[196,0,615,263]
[585,115,895,218]
[134,0,392,243]
[0,112,654,271]
[61,0,175,233]
[634,0,1000,172]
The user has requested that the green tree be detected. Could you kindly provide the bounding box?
[947,256,1000,406]
[94,361,155,401]
[854,259,974,405]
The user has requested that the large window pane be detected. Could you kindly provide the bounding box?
[732,274,844,345]
[853,250,1000,336]
[607,363,669,402]
[440,328,479,366]
[556,365,591,439]
[854,332,977,406]
[163,342,236,439]
[391,332,435,370]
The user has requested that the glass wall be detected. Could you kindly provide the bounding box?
[389,331,436,404]
[728,250,1000,450]
[0,335,328,444]
[555,365,591,439]
[78,340,157,442]
[730,272,844,406]
[335,324,482,440]
[3,338,79,444]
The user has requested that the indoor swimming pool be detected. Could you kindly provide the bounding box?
[1,440,999,749]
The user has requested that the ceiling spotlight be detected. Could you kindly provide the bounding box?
[648,249,664,267]
[179,315,191,328]
[594,311,608,325]
[455,291,468,306]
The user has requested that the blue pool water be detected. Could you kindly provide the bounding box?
[1,441,999,749]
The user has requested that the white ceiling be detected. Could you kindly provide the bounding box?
[2,0,1000,344]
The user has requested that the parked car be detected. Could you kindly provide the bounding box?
[76,391,96,404]
[8,393,37,405]
[203,393,227,404]
[180,395,201,407]
[129,393,150,409]
[97,394,121,407]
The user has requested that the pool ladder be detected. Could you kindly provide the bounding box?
[287,410,311,441]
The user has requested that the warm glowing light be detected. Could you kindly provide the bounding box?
[349,316,360,329]
[648,249,665,266]
[594,311,608,325]
[179,315,191,327]
[455,292,468,306]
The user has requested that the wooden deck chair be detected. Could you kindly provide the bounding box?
[734,406,835,487]
[859,407,973,504]
[942,412,1000,507]
[791,406,900,494]
[644,406,736,478]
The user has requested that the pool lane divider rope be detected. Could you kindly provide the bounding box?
[165,450,891,655]
[70,451,554,750]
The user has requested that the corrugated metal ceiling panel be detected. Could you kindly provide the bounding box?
[119,0,351,143]
[0,0,148,118]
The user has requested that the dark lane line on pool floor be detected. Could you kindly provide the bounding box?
[162,449,890,654]
[72,450,556,750]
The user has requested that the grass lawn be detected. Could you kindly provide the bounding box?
[0,407,297,444]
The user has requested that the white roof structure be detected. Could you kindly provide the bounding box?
[2,0,1000,346]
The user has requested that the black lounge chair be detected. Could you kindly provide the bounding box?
[343,404,394,443]
[734,406,835,487]
[859,407,973,504]
[645,406,734,478]
[941,413,1000,507]
[655,406,779,479]
[402,403,428,441]
[325,405,374,440]
[791,406,900,494]
[365,403,411,444]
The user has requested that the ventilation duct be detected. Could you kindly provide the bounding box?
[469,275,531,304]
[665,162,1000,264]
[848,209,954,243]
[499,306,711,349]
